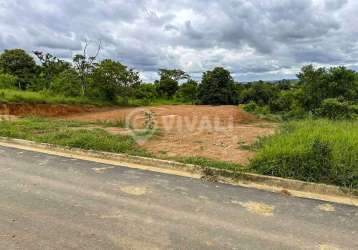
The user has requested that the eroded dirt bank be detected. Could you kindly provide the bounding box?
[0,102,96,117]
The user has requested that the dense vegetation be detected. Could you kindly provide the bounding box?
[250,119,358,189]
[240,65,358,120]
[0,48,199,106]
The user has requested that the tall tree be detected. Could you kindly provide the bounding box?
[158,69,189,82]
[0,49,36,89]
[73,40,101,96]
[198,67,236,105]
[92,59,141,102]
[157,69,189,98]
[33,51,70,89]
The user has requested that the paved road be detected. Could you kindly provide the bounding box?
[0,146,357,250]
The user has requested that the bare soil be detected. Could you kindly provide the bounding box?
[0,103,95,117]
[66,105,277,165]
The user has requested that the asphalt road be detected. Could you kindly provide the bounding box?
[0,146,357,250]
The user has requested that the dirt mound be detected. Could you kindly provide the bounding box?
[0,102,96,117]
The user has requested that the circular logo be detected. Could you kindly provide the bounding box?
[125,108,157,145]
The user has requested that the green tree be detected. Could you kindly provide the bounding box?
[158,69,189,82]
[73,41,102,96]
[33,51,70,90]
[177,79,198,103]
[157,78,179,98]
[198,67,236,105]
[156,69,189,98]
[73,54,95,96]
[0,49,36,89]
[134,83,158,103]
[92,59,141,102]
[297,65,358,112]
[51,69,82,97]
[238,81,278,106]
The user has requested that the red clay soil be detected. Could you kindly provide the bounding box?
[67,105,277,165]
[0,103,96,117]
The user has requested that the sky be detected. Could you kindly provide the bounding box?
[0,0,357,82]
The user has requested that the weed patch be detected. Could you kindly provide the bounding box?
[0,117,150,157]
[250,119,358,188]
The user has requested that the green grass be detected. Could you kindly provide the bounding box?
[250,119,358,189]
[0,89,109,106]
[150,98,191,106]
[118,98,191,107]
[0,89,191,108]
[179,156,243,171]
[0,117,150,157]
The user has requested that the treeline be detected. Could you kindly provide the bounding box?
[241,65,358,120]
[0,48,236,106]
[1,48,358,119]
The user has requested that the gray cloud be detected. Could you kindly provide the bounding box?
[0,0,357,82]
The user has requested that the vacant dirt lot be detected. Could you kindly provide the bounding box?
[67,105,276,165]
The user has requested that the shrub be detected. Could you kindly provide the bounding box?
[239,81,278,106]
[134,83,158,103]
[0,73,17,89]
[269,90,297,113]
[176,79,198,103]
[243,101,270,115]
[317,98,358,120]
[51,69,82,97]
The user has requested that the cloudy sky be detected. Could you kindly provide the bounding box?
[0,0,357,82]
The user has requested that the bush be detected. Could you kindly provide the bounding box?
[176,79,198,103]
[0,73,17,89]
[239,81,278,106]
[317,98,358,120]
[51,69,82,97]
[133,83,158,103]
[269,90,297,113]
[250,119,358,188]
[243,101,270,115]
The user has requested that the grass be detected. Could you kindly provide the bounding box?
[178,156,243,172]
[117,98,191,107]
[150,98,191,106]
[249,119,358,189]
[0,89,110,106]
[0,117,150,157]
[91,119,127,128]
[0,89,191,108]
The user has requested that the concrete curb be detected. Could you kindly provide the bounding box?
[1,137,357,206]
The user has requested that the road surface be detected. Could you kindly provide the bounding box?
[0,146,357,249]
